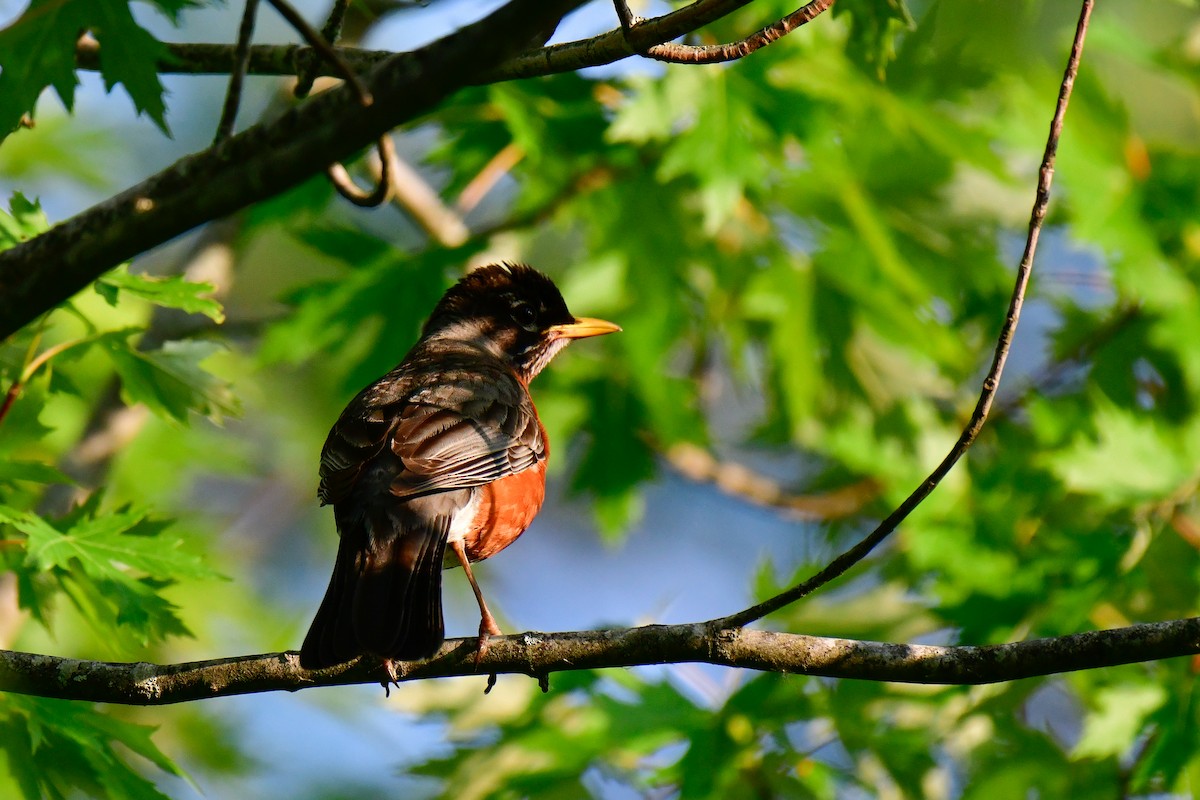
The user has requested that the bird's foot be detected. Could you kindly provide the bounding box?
[473,615,503,667]
[380,658,402,697]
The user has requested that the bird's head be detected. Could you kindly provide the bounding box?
[422,263,620,382]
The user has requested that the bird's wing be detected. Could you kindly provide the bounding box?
[317,369,544,506]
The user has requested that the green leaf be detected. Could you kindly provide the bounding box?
[88,1,173,135]
[0,0,176,140]
[834,0,916,75]
[0,460,73,486]
[658,68,772,232]
[0,504,216,583]
[142,0,207,25]
[0,501,220,645]
[96,266,225,322]
[1073,683,1167,760]
[0,2,80,139]
[0,695,186,800]
[0,191,49,250]
[1038,397,1200,505]
[571,378,655,539]
[98,332,239,423]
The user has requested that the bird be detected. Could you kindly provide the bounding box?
[299,262,619,683]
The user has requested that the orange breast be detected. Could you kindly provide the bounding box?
[461,460,547,562]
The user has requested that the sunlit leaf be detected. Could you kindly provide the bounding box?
[98,332,239,423]
[0,192,49,250]
[96,266,225,322]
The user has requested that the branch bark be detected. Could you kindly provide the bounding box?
[4,0,840,342]
[0,0,589,340]
[72,0,769,83]
[0,618,1195,705]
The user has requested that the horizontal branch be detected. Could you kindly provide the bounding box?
[1,618,1196,705]
[73,0,766,83]
[0,0,588,340]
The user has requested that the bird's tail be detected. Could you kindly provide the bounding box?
[299,506,448,670]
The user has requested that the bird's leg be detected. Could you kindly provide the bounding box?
[449,540,502,666]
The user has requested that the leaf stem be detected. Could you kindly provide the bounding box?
[0,337,96,429]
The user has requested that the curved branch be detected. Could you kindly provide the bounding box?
[0,618,1195,705]
[0,0,588,341]
[640,0,835,65]
[716,0,1095,629]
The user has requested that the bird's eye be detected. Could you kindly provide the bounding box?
[511,303,537,329]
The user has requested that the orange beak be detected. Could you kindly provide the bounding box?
[548,317,621,339]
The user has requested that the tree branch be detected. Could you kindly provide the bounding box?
[0,617,1195,705]
[72,0,788,83]
[0,0,588,341]
[213,0,261,144]
[715,0,1095,629]
[627,0,835,65]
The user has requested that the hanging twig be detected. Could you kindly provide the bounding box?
[214,0,261,144]
[328,135,395,207]
[715,0,1096,629]
[373,147,470,246]
[456,143,525,215]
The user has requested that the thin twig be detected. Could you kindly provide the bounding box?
[626,0,835,64]
[456,143,525,215]
[0,338,94,429]
[295,0,353,98]
[373,147,470,246]
[263,0,373,106]
[214,0,261,144]
[663,442,879,520]
[716,0,1096,629]
[612,0,640,33]
[328,135,394,207]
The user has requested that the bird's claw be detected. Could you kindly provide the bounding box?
[380,658,401,697]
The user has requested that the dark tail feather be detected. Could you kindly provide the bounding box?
[299,507,448,670]
[300,530,361,670]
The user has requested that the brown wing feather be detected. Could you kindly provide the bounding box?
[302,343,546,667]
[317,347,545,506]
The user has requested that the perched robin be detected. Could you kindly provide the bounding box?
[299,263,619,681]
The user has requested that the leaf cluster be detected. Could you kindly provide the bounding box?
[1,0,1200,797]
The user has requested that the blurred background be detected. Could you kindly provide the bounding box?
[2,0,1200,797]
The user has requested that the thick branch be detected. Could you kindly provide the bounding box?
[0,0,587,341]
[0,618,1195,705]
[73,0,770,82]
